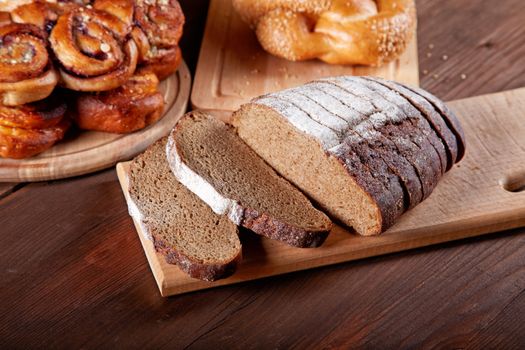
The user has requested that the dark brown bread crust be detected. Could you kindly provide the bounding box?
[357,77,448,175]
[375,119,438,200]
[168,111,332,248]
[368,77,461,169]
[306,82,427,208]
[347,134,405,218]
[330,143,396,232]
[286,84,423,210]
[275,92,407,217]
[152,234,241,282]
[317,80,441,200]
[350,126,421,209]
[398,82,466,162]
[240,207,330,247]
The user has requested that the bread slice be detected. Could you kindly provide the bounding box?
[313,79,442,200]
[233,77,465,235]
[269,91,407,217]
[166,112,333,248]
[127,138,241,281]
[273,84,423,210]
[232,101,392,235]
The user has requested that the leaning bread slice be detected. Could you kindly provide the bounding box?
[128,138,241,281]
[232,99,395,235]
[166,112,333,248]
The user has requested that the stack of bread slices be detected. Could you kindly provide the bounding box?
[126,76,466,281]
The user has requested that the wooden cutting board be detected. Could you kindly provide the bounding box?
[0,61,191,183]
[191,0,419,114]
[117,87,525,297]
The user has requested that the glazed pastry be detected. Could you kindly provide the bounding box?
[0,0,184,159]
[49,3,138,91]
[232,0,416,66]
[0,94,66,129]
[132,0,184,80]
[73,69,164,133]
[0,23,58,106]
[0,94,69,159]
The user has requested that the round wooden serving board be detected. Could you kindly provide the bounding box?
[0,61,191,183]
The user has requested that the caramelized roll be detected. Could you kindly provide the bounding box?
[0,23,58,106]
[0,118,70,159]
[73,69,164,133]
[49,5,138,91]
[132,0,185,79]
[0,94,67,129]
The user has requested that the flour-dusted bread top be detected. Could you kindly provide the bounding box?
[167,112,332,248]
[234,76,465,235]
[127,138,241,281]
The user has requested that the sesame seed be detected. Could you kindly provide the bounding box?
[460,74,467,80]
[423,69,428,75]
[428,44,434,49]
[426,52,432,58]
[433,74,439,79]
[442,55,448,61]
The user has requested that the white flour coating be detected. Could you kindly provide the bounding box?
[326,77,406,123]
[255,96,340,149]
[165,136,243,225]
[353,117,384,141]
[357,77,418,117]
[272,90,348,135]
[126,194,152,241]
[299,84,367,128]
[359,78,443,150]
[311,81,376,115]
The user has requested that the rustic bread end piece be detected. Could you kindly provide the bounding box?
[128,138,241,281]
[232,104,385,236]
[167,112,333,247]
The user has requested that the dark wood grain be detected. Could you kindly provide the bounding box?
[1,0,524,348]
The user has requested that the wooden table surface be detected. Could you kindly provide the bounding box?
[1,0,524,348]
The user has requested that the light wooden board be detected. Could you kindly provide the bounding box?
[0,61,191,183]
[117,87,525,297]
[191,0,419,113]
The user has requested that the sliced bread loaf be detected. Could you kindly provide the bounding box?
[127,138,242,281]
[232,77,465,236]
[166,112,333,248]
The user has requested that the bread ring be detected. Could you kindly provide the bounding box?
[73,69,164,134]
[233,0,416,66]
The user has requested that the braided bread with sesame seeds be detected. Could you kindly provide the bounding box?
[232,0,416,66]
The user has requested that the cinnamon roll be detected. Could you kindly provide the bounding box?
[73,69,164,133]
[49,5,138,91]
[0,23,58,106]
[0,93,67,129]
[0,118,69,158]
[132,0,184,80]
[0,93,69,159]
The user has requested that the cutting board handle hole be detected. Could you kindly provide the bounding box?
[500,171,525,193]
